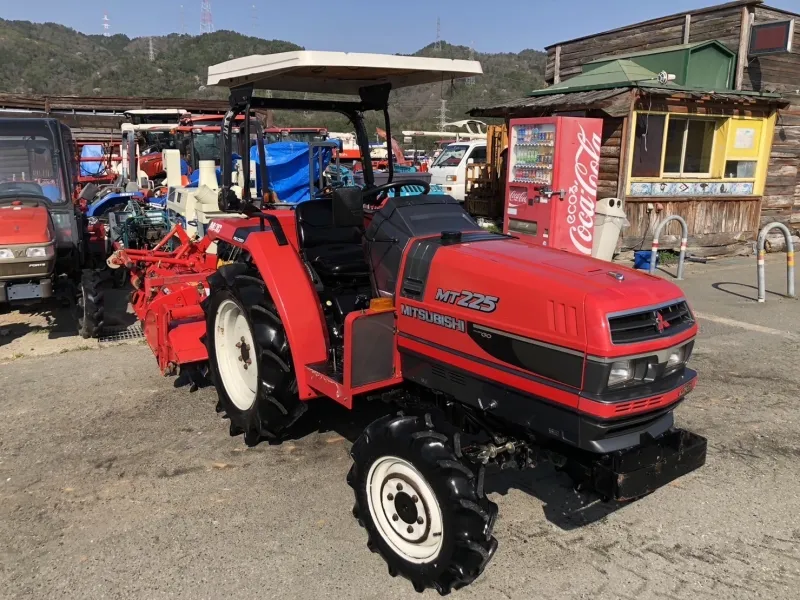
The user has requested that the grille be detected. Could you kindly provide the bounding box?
[608,301,693,345]
[614,395,665,415]
[99,322,144,344]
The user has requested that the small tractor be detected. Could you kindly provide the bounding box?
[107,51,707,595]
[0,118,105,337]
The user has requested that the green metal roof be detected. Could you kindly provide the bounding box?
[529,59,659,96]
[584,40,735,65]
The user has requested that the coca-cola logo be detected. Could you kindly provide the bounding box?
[566,125,602,255]
[509,187,527,207]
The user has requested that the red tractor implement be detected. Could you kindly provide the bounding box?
[110,51,707,595]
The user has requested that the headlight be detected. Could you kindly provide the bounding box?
[0,249,13,260]
[665,346,687,372]
[26,246,54,259]
[608,360,634,387]
[446,175,458,182]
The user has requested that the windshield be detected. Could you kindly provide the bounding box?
[0,127,68,204]
[432,144,469,167]
[191,132,223,163]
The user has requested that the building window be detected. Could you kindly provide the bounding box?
[663,118,718,177]
[631,114,665,178]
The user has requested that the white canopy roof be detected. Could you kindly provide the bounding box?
[207,51,483,95]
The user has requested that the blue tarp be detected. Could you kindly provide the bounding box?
[251,142,332,204]
[80,145,106,178]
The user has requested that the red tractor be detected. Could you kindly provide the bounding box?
[0,118,104,337]
[108,51,707,595]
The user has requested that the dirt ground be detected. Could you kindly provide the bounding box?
[0,255,799,600]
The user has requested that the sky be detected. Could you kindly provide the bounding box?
[0,0,798,54]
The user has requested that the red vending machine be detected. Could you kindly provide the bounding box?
[503,116,604,256]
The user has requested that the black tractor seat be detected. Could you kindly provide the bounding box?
[295,190,370,283]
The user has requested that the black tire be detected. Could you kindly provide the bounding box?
[77,269,104,339]
[348,413,498,595]
[203,263,307,446]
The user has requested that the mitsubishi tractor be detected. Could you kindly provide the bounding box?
[106,51,707,595]
[0,118,104,337]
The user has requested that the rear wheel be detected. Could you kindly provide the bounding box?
[349,413,498,595]
[204,263,307,445]
[76,269,104,339]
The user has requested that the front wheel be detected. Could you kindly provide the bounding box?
[348,413,498,595]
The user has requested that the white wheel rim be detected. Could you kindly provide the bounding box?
[366,456,444,564]
[214,299,258,411]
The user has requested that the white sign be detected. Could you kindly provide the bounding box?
[734,127,756,150]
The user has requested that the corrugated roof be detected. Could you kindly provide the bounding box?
[469,88,631,118]
[468,86,788,119]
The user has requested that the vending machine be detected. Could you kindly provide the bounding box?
[504,116,604,256]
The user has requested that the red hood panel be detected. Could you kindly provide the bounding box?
[424,237,690,356]
[0,205,54,245]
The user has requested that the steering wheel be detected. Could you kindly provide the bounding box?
[361,180,431,205]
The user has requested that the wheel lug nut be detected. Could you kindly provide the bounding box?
[236,342,242,348]
[238,356,243,362]
[392,514,399,522]
[240,336,245,342]
[246,359,252,365]
[417,517,423,525]
[396,483,403,491]
[387,493,394,501]
[407,525,413,534]
[412,495,418,503]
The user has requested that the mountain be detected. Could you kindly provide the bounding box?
[0,20,546,132]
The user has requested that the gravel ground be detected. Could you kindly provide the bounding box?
[0,256,799,600]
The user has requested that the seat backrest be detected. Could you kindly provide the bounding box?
[296,197,362,249]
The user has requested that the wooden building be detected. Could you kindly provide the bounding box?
[470,0,799,251]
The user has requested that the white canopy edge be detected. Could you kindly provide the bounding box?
[207,51,483,96]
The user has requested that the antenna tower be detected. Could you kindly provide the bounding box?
[180,5,186,34]
[103,11,110,37]
[149,38,156,62]
[438,98,448,132]
[434,17,442,52]
[251,4,258,37]
[466,43,476,85]
[200,1,214,34]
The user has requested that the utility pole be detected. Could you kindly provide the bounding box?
[251,4,258,37]
[180,5,186,35]
[149,38,155,62]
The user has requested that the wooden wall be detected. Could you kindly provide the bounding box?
[741,6,800,229]
[598,117,624,200]
[545,18,686,83]
[621,198,762,250]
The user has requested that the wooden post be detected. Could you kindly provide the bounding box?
[617,89,637,202]
[735,6,753,90]
[554,45,562,84]
[683,14,691,44]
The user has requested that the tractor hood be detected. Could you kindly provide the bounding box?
[413,235,690,358]
[0,205,54,245]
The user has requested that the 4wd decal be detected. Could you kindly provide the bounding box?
[401,304,466,332]
[434,289,499,313]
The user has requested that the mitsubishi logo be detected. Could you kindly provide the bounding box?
[14,249,24,258]
[655,311,670,333]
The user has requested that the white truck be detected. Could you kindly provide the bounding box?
[428,139,487,202]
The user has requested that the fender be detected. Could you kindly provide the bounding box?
[216,223,329,400]
[86,192,138,218]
